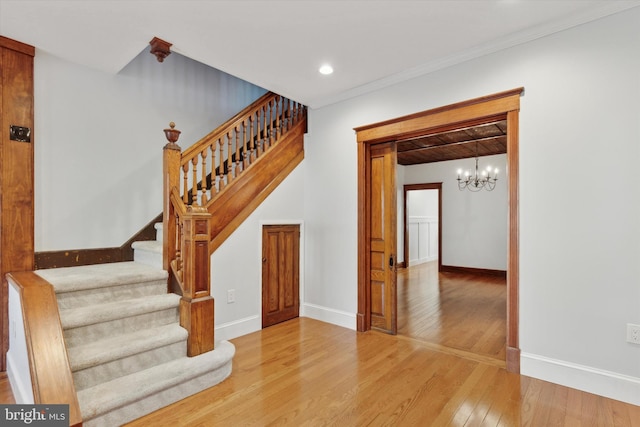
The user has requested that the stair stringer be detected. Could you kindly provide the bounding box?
[206,118,305,254]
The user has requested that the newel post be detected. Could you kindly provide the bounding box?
[163,122,181,272]
[180,206,215,356]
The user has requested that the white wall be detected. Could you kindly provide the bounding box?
[6,279,34,404]
[304,8,640,404]
[406,189,440,266]
[408,189,438,218]
[34,48,266,250]
[404,155,507,270]
[211,163,305,340]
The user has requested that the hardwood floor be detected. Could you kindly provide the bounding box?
[398,262,507,363]
[2,273,638,426]
[0,372,15,404]
[123,317,639,426]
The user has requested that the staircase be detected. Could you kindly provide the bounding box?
[36,226,234,427]
[8,92,306,426]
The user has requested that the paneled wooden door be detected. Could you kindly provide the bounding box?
[262,224,300,328]
[368,142,397,334]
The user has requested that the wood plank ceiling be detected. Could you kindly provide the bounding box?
[396,119,507,165]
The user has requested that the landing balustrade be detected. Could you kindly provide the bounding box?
[162,92,306,355]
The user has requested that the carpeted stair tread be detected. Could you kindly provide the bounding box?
[36,261,167,294]
[78,340,235,421]
[131,240,162,253]
[68,324,187,372]
[60,293,180,329]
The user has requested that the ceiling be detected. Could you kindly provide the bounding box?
[1,1,638,110]
[0,1,638,163]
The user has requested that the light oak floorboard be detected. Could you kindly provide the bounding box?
[122,317,639,426]
[0,373,15,404]
[398,262,507,362]
[1,318,638,425]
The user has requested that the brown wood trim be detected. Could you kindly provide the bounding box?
[0,36,35,56]
[34,212,162,269]
[35,247,123,269]
[354,89,523,145]
[7,272,82,426]
[354,88,523,132]
[208,119,306,254]
[356,88,522,373]
[356,141,370,332]
[506,346,521,373]
[506,109,520,370]
[403,183,442,272]
[1,39,36,372]
[440,265,507,278]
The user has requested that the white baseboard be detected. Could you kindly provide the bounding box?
[409,256,437,267]
[215,305,357,342]
[214,315,261,342]
[6,352,34,404]
[521,352,640,406]
[301,303,356,330]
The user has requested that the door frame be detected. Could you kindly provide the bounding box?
[355,88,523,373]
[403,183,442,272]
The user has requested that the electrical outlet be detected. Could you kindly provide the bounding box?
[227,289,236,304]
[626,324,640,344]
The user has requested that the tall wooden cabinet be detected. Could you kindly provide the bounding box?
[0,36,35,371]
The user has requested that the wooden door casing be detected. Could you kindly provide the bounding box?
[262,224,300,328]
[355,88,523,373]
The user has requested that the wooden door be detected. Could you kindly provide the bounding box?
[369,143,397,333]
[0,37,35,371]
[262,224,300,328]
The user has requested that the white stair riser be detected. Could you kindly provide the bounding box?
[56,280,167,309]
[73,340,186,391]
[63,308,179,347]
[133,249,163,270]
[81,361,232,427]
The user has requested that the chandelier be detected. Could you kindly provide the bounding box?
[456,142,498,192]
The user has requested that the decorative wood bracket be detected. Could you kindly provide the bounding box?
[150,37,172,62]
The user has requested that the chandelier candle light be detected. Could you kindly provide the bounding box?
[456,143,498,191]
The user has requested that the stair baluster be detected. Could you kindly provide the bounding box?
[162,92,306,357]
[218,137,226,191]
[200,149,208,205]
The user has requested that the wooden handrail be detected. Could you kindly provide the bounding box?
[162,92,306,357]
[180,91,276,160]
[6,272,82,427]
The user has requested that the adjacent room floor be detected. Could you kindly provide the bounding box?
[397,262,507,363]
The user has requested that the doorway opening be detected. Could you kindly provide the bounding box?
[355,88,523,373]
[402,184,442,272]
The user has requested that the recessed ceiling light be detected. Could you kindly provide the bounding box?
[319,64,334,75]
